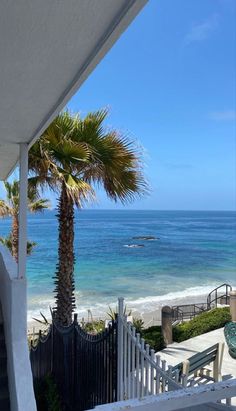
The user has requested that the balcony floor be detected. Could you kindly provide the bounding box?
[159,327,236,406]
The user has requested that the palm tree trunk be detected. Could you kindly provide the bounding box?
[54,182,76,326]
[11,213,19,262]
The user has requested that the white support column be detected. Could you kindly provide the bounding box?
[18,143,28,279]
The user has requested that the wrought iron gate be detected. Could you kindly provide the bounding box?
[30,317,117,411]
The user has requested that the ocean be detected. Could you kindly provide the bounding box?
[0,210,235,321]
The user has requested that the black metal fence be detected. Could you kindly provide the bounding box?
[30,317,117,411]
[207,283,232,310]
[171,303,209,322]
[171,283,232,323]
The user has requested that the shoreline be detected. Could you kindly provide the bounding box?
[27,286,233,334]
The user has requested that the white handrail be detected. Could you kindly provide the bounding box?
[117,298,184,401]
[94,379,236,411]
[115,297,235,410]
[122,316,182,389]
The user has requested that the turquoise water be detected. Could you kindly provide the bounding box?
[0,210,236,319]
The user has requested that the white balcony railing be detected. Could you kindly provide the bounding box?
[94,379,236,411]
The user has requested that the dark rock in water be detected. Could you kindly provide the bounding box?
[132,236,158,241]
[124,244,145,248]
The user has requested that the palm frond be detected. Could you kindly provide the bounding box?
[28,199,50,213]
[0,235,36,255]
[0,235,13,250]
[30,109,148,206]
[0,200,13,217]
[62,173,96,207]
[1,180,50,215]
[28,175,60,194]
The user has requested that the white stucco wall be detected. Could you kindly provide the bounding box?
[0,245,37,411]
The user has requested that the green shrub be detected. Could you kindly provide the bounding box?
[141,326,165,352]
[82,320,105,334]
[173,307,231,343]
[34,375,61,411]
[133,318,145,333]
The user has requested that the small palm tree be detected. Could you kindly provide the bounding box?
[0,234,36,256]
[29,109,148,326]
[0,181,49,261]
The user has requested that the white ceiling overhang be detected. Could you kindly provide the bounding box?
[0,0,147,180]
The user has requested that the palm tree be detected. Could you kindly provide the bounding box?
[29,109,148,326]
[0,234,36,256]
[0,181,49,261]
[29,113,93,325]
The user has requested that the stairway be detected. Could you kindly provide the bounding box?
[0,307,10,411]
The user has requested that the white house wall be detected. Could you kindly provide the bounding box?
[0,245,37,411]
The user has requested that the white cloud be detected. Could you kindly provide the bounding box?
[209,110,236,121]
[184,14,219,46]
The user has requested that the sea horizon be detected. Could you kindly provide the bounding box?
[0,209,235,321]
[49,208,236,212]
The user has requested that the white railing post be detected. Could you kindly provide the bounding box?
[18,143,28,279]
[117,297,124,401]
[136,333,141,398]
[123,315,127,399]
[155,354,161,394]
[131,327,136,398]
[145,344,150,396]
[127,322,131,399]
[140,338,145,397]
[150,349,155,395]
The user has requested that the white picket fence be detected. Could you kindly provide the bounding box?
[117,298,185,401]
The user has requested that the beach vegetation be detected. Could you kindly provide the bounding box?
[137,308,231,352]
[106,306,144,333]
[32,311,51,327]
[141,325,165,352]
[133,318,145,333]
[107,304,132,321]
[173,307,231,342]
[82,319,105,334]
[29,109,148,326]
[0,180,49,261]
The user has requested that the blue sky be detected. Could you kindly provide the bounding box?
[3,0,236,210]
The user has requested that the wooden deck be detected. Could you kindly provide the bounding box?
[159,327,236,406]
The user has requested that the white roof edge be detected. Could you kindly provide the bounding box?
[28,0,148,149]
[5,159,19,181]
[5,0,148,180]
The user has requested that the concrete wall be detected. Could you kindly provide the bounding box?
[0,245,37,411]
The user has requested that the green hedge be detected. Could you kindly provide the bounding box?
[141,326,165,352]
[140,308,231,352]
[173,307,231,343]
